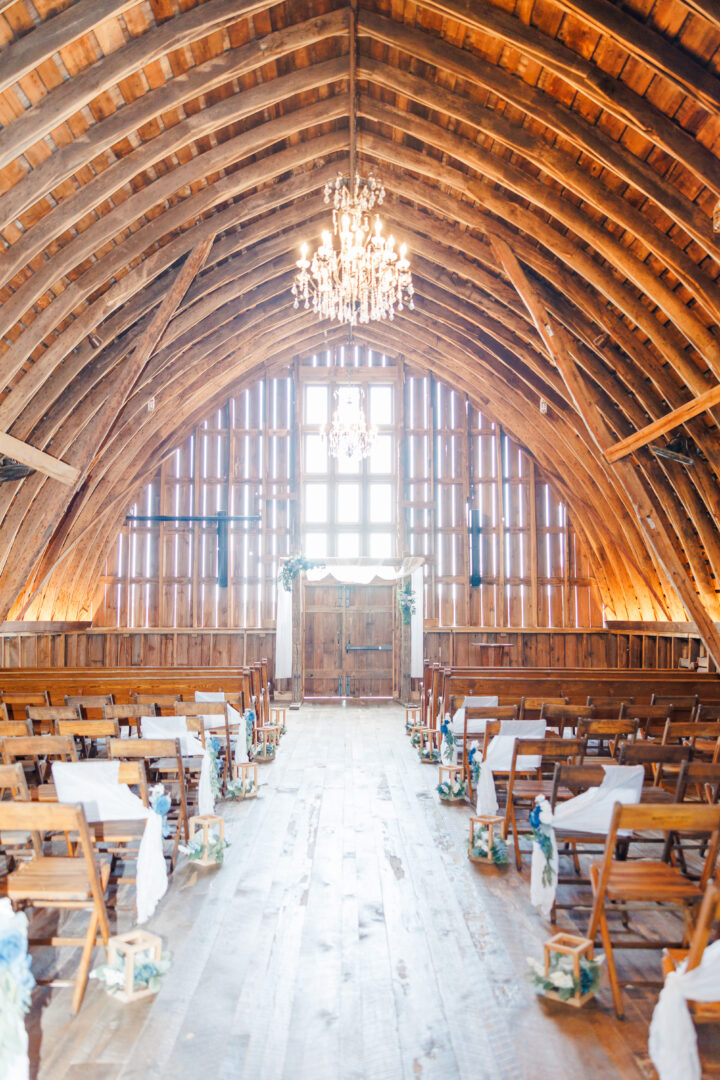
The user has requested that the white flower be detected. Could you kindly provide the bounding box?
[539,805,553,825]
[526,958,544,977]
[550,970,574,989]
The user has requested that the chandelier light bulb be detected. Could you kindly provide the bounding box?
[291,171,415,326]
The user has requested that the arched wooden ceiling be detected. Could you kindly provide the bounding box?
[0,0,720,650]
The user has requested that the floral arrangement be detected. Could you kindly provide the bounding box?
[410,730,423,747]
[470,824,508,865]
[183,831,228,864]
[150,784,172,838]
[418,744,440,764]
[206,736,223,801]
[529,795,555,888]
[227,776,256,799]
[397,580,416,625]
[91,949,171,997]
[437,776,467,802]
[0,899,34,1076]
[255,740,276,759]
[526,953,604,1002]
[279,555,325,592]
[440,716,456,763]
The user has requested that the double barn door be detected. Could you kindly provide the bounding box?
[303,581,394,699]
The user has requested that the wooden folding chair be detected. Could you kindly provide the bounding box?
[64,694,115,720]
[108,737,189,852]
[518,696,567,720]
[133,692,182,715]
[460,706,519,797]
[1,800,112,1013]
[2,734,78,799]
[662,720,720,764]
[539,703,592,736]
[662,879,720,1023]
[664,762,720,870]
[103,703,156,736]
[650,693,699,723]
[624,703,675,738]
[617,742,691,800]
[175,701,230,786]
[0,717,33,738]
[577,717,639,759]
[587,803,720,1018]
[0,762,41,858]
[504,736,586,869]
[55,718,121,759]
[26,705,82,737]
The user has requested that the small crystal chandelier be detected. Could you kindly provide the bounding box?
[291,3,414,326]
[326,382,376,460]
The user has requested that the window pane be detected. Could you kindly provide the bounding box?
[305,483,327,523]
[368,435,392,474]
[305,434,327,473]
[369,532,393,558]
[304,533,327,558]
[369,483,392,523]
[336,453,360,475]
[337,484,360,523]
[369,385,393,426]
[306,385,328,424]
[337,533,360,558]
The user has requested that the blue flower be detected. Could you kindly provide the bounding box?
[0,931,24,967]
[152,793,171,817]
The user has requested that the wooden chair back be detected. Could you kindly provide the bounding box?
[662,720,720,762]
[65,694,115,721]
[586,696,635,716]
[550,763,606,809]
[0,718,33,738]
[104,703,156,720]
[651,692,699,721]
[540,703,592,727]
[624,703,675,735]
[509,737,586,778]
[173,701,226,717]
[56,718,121,746]
[26,705,82,735]
[694,703,720,723]
[133,693,182,714]
[603,802,720,891]
[672,761,720,806]
[2,734,78,764]
[519,696,567,719]
[0,690,51,715]
[577,717,639,757]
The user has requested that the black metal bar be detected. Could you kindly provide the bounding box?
[469,508,482,587]
[124,515,261,523]
[345,643,392,653]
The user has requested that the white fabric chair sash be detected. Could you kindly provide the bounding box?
[140,716,214,816]
[530,764,644,918]
[649,940,720,1080]
[477,719,546,815]
[0,898,31,1080]
[51,761,167,924]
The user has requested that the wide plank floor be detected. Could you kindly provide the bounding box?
[30,704,719,1079]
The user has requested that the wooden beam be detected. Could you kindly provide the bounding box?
[490,235,720,668]
[0,432,79,487]
[604,384,720,463]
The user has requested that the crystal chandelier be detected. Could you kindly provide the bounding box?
[291,3,414,326]
[326,383,376,460]
[292,172,414,325]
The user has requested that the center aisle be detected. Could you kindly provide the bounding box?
[36,704,651,1080]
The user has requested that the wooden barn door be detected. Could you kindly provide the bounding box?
[303,580,394,699]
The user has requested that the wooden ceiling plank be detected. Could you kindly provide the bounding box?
[0,430,78,485]
[604,383,720,463]
[491,234,720,664]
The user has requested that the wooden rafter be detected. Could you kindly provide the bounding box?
[490,235,720,666]
[604,385,720,464]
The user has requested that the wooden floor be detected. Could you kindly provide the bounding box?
[30,704,719,1079]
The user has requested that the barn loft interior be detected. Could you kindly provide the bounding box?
[2,0,720,1077]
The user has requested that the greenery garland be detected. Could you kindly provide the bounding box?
[397,580,416,625]
[279,555,325,592]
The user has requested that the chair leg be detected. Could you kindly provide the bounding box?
[598,908,624,1020]
[72,907,101,1015]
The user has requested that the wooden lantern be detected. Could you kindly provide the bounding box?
[270,706,287,734]
[410,724,430,750]
[106,929,163,1003]
[405,706,420,733]
[188,813,225,867]
[468,814,505,864]
[231,761,258,799]
[437,763,465,802]
[542,933,597,1008]
[255,724,280,761]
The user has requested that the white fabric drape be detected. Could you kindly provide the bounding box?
[450,696,500,736]
[410,566,423,678]
[274,579,293,680]
[0,899,30,1080]
[529,764,644,918]
[305,557,423,585]
[649,940,720,1080]
[477,719,546,815]
[139,716,214,816]
[52,761,168,924]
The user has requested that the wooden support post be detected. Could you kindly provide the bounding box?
[0,432,79,486]
[491,236,720,668]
